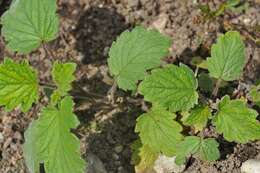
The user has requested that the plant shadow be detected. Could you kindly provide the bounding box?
[73,6,130,64]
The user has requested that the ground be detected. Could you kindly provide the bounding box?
[0,0,260,173]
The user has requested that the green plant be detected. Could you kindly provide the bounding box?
[1,0,85,173]
[199,0,249,20]
[108,27,260,172]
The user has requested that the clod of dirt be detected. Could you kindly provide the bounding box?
[241,159,260,173]
[153,155,186,173]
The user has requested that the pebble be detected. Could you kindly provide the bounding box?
[241,159,260,173]
[112,153,120,160]
[154,155,186,173]
[114,145,124,153]
[0,132,3,143]
[87,152,107,173]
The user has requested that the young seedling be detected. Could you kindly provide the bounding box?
[108,27,260,172]
[1,0,85,173]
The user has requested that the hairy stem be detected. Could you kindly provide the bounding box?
[212,79,222,97]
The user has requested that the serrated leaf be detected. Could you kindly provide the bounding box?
[139,64,198,112]
[37,96,85,173]
[191,57,208,69]
[51,62,76,104]
[249,85,260,106]
[135,144,158,173]
[182,105,211,132]
[175,136,220,165]
[0,58,39,112]
[207,31,245,81]
[108,26,172,91]
[213,95,260,143]
[1,0,59,53]
[23,120,40,173]
[135,105,183,156]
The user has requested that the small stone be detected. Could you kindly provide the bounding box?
[241,159,260,173]
[112,153,120,160]
[0,132,3,143]
[87,152,107,173]
[154,155,186,173]
[114,145,124,153]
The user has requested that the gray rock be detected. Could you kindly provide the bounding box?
[154,155,186,173]
[114,145,124,153]
[87,152,107,173]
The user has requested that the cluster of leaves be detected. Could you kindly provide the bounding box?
[108,27,260,171]
[199,0,249,20]
[1,0,86,173]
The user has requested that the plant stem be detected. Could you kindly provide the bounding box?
[212,79,222,97]
[39,81,56,89]
[194,66,199,77]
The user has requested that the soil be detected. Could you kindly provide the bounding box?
[0,0,260,173]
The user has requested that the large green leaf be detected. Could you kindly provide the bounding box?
[135,105,183,156]
[213,95,260,143]
[23,120,40,173]
[108,26,172,91]
[37,97,85,173]
[175,136,220,165]
[182,105,211,132]
[1,0,59,53]
[51,62,76,104]
[139,64,198,112]
[207,31,245,81]
[0,58,39,112]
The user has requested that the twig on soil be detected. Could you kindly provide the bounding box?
[42,43,55,58]
[73,82,105,99]
[107,80,118,103]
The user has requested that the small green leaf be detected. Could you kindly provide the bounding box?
[191,57,208,69]
[37,97,86,173]
[175,136,220,165]
[139,64,198,112]
[182,105,211,132]
[135,105,183,156]
[213,95,260,143]
[0,58,39,112]
[207,31,245,81]
[1,0,59,53]
[249,84,260,106]
[23,120,40,173]
[51,62,76,104]
[108,26,172,91]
